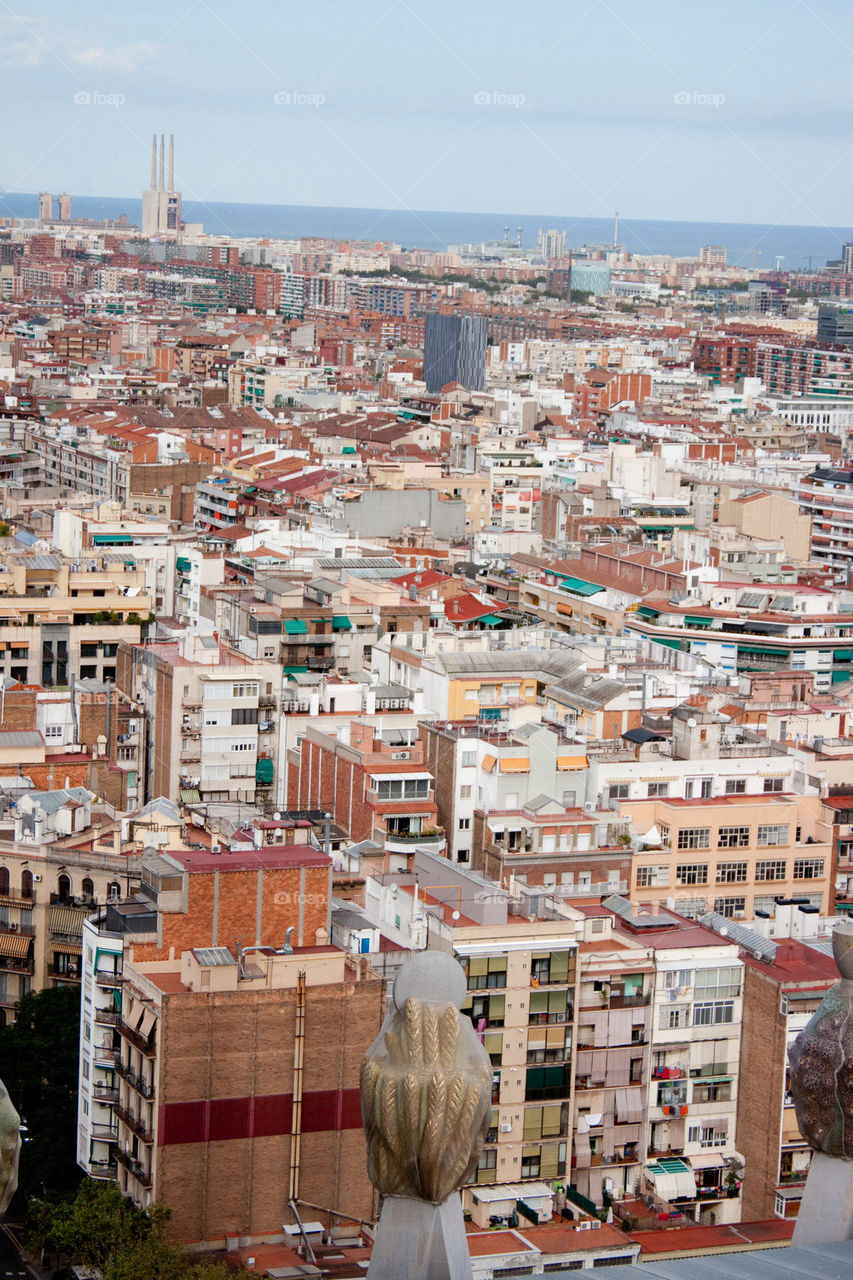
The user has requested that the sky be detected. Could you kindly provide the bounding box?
[2,0,852,227]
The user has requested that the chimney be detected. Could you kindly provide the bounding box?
[158,133,165,190]
[168,133,174,190]
[150,134,156,188]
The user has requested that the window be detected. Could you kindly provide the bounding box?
[461,751,476,767]
[57,873,71,901]
[21,870,33,899]
[658,823,670,845]
[753,895,778,917]
[688,1123,728,1148]
[694,966,741,999]
[0,868,7,896]
[458,817,470,830]
[763,777,784,793]
[716,862,747,884]
[636,865,669,887]
[608,783,630,800]
[375,778,430,801]
[664,969,693,989]
[660,1005,690,1030]
[756,859,787,881]
[718,826,750,848]
[714,896,746,918]
[725,778,746,794]
[44,725,63,739]
[107,882,121,901]
[676,863,708,885]
[81,877,94,899]
[677,828,710,850]
[758,824,789,847]
[466,957,507,990]
[693,1000,735,1026]
[460,785,472,799]
[231,707,259,725]
[457,849,470,863]
[231,683,258,698]
[793,857,825,880]
[647,781,669,798]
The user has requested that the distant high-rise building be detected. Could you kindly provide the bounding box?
[57,192,71,222]
[842,242,853,274]
[141,133,182,236]
[817,302,853,347]
[423,312,487,393]
[537,228,567,260]
[38,192,52,223]
[700,244,727,268]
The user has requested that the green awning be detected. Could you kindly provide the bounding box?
[93,534,133,545]
[478,707,503,720]
[561,577,603,596]
[832,670,852,684]
[833,650,853,661]
[478,615,503,626]
[737,644,790,657]
[255,758,274,785]
[637,605,660,618]
[332,616,353,630]
[282,665,308,675]
[342,446,357,454]
[176,557,191,573]
[180,788,201,804]
[686,616,711,626]
[653,636,683,651]
[244,486,257,493]
[285,618,307,634]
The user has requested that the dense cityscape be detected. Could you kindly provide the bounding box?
[3,12,853,1272]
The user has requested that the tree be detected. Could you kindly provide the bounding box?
[0,986,82,1203]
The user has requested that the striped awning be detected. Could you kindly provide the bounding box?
[557,755,588,769]
[50,906,86,936]
[52,942,83,955]
[0,933,31,958]
[180,788,201,804]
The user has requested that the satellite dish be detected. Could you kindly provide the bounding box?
[273,811,282,820]
[445,723,452,731]
[719,926,729,936]
[451,910,461,921]
[687,717,697,728]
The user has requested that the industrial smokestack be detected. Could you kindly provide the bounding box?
[150,134,156,188]
[158,133,165,190]
[168,133,174,190]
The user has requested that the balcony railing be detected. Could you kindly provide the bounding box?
[93,1083,119,1104]
[114,1148,152,1187]
[94,968,122,988]
[91,1123,118,1142]
[117,1018,156,1057]
[115,1102,154,1144]
[94,1008,120,1027]
[87,1160,118,1181]
[114,1058,155,1100]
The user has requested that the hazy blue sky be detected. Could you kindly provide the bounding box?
[2,0,852,226]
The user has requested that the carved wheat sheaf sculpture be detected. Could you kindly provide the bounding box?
[361,997,492,1203]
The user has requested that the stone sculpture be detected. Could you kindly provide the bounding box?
[0,1080,21,1215]
[789,916,853,1243]
[360,951,492,1280]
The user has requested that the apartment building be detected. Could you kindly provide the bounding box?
[621,792,832,921]
[117,633,282,810]
[286,719,444,856]
[77,832,385,1240]
[0,550,150,687]
[798,466,853,584]
[704,907,839,1222]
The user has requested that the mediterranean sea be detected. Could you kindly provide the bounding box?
[2,192,850,269]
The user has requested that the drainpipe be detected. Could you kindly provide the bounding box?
[105,677,112,754]
[288,970,307,1203]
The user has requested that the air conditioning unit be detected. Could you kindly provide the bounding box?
[577,1220,591,1231]
[500,1122,512,1133]
[33,874,42,883]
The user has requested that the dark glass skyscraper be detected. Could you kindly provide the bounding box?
[423,313,488,392]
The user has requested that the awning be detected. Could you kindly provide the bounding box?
[685,616,712,627]
[737,644,789,656]
[52,942,82,955]
[637,606,660,618]
[138,1009,156,1039]
[285,618,307,634]
[557,755,588,769]
[93,533,133,545]
[615,1088,643,1123]
[833,650,853,661]
[180,788,201,804]
[176,557,192,573]
[690,1153,725,1170]
[499,758,530,773]
[654,636,683,651]
[561,577,603,596]
[0,933,31,958]
[255,758,274,785]
[646,1160,696,1200]
[481,753,497,773]
[332,616,353,630]
[478,614,503,626]
[50,906,86,936]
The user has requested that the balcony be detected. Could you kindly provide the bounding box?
[87,1159,118,1181]
[94,967,122,988]
[115,1058,155,1099]
[93,1083,119,1104]
[0,957,34,976]
[94,1008,120,1027]
[115,1102,154,1144]
[117,1018,156,1056]
[383,829,445,853]
[91,1123,118,1143]
[114,1147,152,1188]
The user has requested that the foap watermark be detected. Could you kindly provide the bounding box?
[273,90,325,108]
[273,891,327,907]
[73,90,126,108]
[474,90,526,109]
[673,89,725,108]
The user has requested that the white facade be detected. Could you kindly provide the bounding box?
[77,915,123,1183]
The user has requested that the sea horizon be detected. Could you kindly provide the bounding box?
[1,190,850,269]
